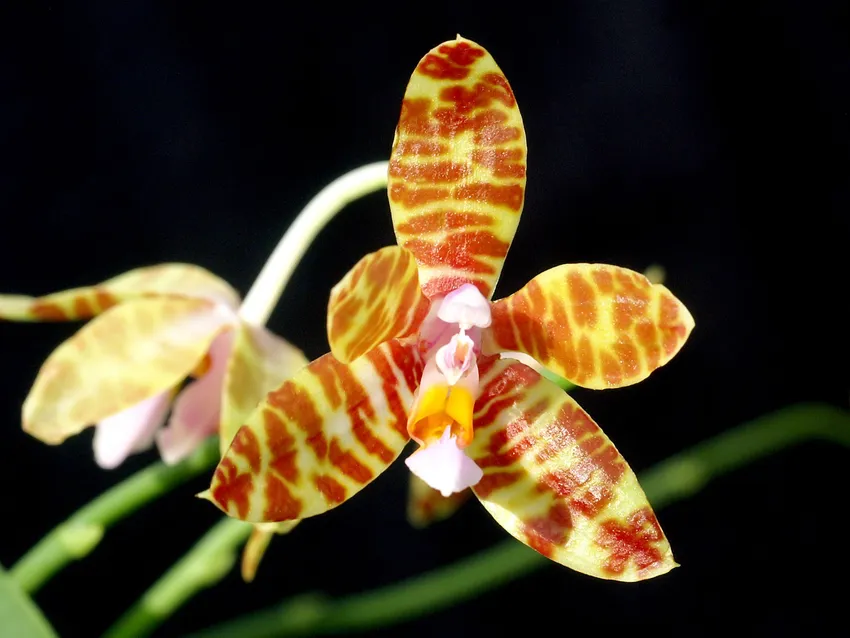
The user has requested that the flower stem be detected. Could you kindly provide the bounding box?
[238,161,389,326]
[101,518,252,638]
[10,438,220,594]
[181,402,849,638]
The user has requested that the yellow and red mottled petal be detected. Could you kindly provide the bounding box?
[327,246,430,363]
[240,520,299,583]
[0,263,239,322]
[485,264,695,389]
[467,356,676,581]
[407,474,471,528]
[206,339,423,523]
[220,323,309,454]
[388,36,527,300]
[23,297,230,444]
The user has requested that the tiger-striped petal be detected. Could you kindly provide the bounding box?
[485,264,695,389]
[388,36,527,300]
[327,246,430,363]
[468,356,676,581]
[23,297,231,444]
[0,263,239,322]
[205,340,423,523]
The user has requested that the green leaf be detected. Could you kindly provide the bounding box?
[0,562,57,637]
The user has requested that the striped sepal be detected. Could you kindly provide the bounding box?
[0,263,239,322]
[486,264,694,389]
[388,36,527,300]
[468,356,676,581]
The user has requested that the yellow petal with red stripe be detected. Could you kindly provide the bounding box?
[486,264,694,389]
[23,297,230,444]
[206,340,422,523]
[0,263,239,322]
[327,246,430,363]
[468,356,676,581]
[406,474,471,528]
[388,36,527,300]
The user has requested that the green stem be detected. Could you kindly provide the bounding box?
[10,438,220,594]
[101,518,252,638]
[183,402,850,638]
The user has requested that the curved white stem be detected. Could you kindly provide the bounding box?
[238,161,389,326]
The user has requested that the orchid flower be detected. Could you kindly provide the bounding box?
[0,263,307,578]
[205,36,694,581]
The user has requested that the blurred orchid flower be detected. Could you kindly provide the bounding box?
[0,263,308,579]
[205,37,694,581]
[1,263,306,467]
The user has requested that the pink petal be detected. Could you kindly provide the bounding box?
[93,391,172,469]
[156,328,234,465]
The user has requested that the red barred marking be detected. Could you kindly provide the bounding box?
[211,457,252,519]
[387,338,422,394]
[403,231,508,270]
[31,302,66,320]
[311,352,343,411]
[73,296,95,317]
[660,293,687,355]
[329,439,373,484]
[568,271,597,328]
[471,149,526,178]
[389,184,450,208]
[438,40,486,66]
[393,140,449,156]
[267,375,328,460]
[454,183,524,211]
[95,289,118,311]
[418,54,471,80]
[474,470,523,499]
[264,473,302,520]
[439,75,515,113]
[522,503,573,558]
[231,424,261,474]
[396,211,494,234]
[264,409,299,482]
[597,507,665,575]
[315,474,347,504]
[389,158,469,182]
[365,345,413,439]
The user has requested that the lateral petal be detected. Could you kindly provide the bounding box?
[0,263,239,322]
[23,297,230,444]
[388,35,527,300]
[206,340,422,523]
[486,264,694,389]
[327,246,430,363]
[467,356,676,581]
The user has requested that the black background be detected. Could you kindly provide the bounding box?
[1,2,848,636]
